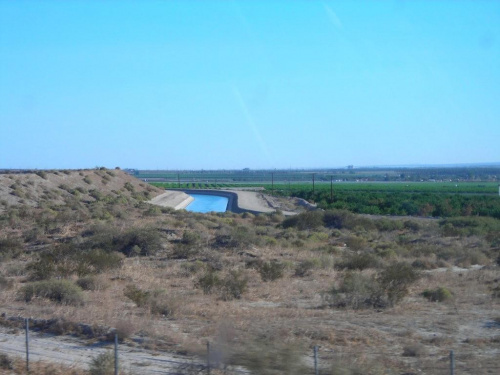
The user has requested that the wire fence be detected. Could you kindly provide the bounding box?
[142,171,325,195]
[2,318,499,375]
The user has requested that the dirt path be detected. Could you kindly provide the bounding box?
[0,327,200,374]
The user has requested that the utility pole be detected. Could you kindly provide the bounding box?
[312,173,316,193]
[330,176,333,202]
[177,173,180,188]
[271,172,274,196]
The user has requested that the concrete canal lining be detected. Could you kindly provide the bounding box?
[179,189,262,215]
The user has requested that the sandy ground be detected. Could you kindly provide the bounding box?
[149,189,304,215]
[0,327,202,374]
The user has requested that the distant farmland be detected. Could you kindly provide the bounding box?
[141,168,500,218]
[151,181,499,195]
[132,166,500,186]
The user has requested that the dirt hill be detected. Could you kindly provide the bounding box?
[0,169,163,212]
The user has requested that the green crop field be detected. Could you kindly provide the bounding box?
[261,181,498,194]
[150,180,500,219]
[144,167,500,219]
[151,181,499,194]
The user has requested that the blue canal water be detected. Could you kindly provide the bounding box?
[185,194,229,213]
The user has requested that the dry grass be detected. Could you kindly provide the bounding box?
[0,174,499,373]
[0,354,87,375]
[4,256,497,372]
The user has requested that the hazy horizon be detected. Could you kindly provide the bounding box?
[4,161,500,172]
[1,1,499,170]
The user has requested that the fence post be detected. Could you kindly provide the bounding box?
[25,318,29,373]
[114,332,118,375]
[207,341,211,375]
[449,350,454,375]
[314,345,319,375]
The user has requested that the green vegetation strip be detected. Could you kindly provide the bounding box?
[151,181,498,194]
[150,182,500,218]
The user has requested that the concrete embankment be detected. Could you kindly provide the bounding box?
[149,189,272,214]
[148,190,194,210]
[179,189,263,214]
[149,189,298,215]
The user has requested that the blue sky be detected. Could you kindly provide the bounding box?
[1,0,499,170]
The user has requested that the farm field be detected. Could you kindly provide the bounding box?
[151,181,499,194]
[132,166,500,184]
[150,180,500,219]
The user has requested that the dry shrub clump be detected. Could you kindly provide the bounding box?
[326,271,384,309]
[195,269,248,300]
[258,261,286,281]
[402,343,427,357]
[329,358,387,375]
[0,237,23,261]
[76,275,109,291]
[0,352,86,375]
[18,279,86,305]
[229,339,308,375]
[335,252,381,271]
[0,352,13,370]
[123,284,178,316]
[422,286,453,302]
[113,319,136,341]
[326,262,420,309]
[282,211,324,230]
[294,258,319,277]
[27,245,124,280]
[0,273,14,290]
[89,351,114,375]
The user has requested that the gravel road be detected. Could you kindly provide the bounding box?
[0,327,201,374]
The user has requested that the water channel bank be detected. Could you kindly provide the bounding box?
[180,189,263,214]
[149,189,283,215]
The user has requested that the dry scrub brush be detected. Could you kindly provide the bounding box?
[1,192,499,373]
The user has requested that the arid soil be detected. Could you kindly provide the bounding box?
[0,170,499,374]
[0,169,164,213]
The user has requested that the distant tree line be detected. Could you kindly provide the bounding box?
[288,190,500,219]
